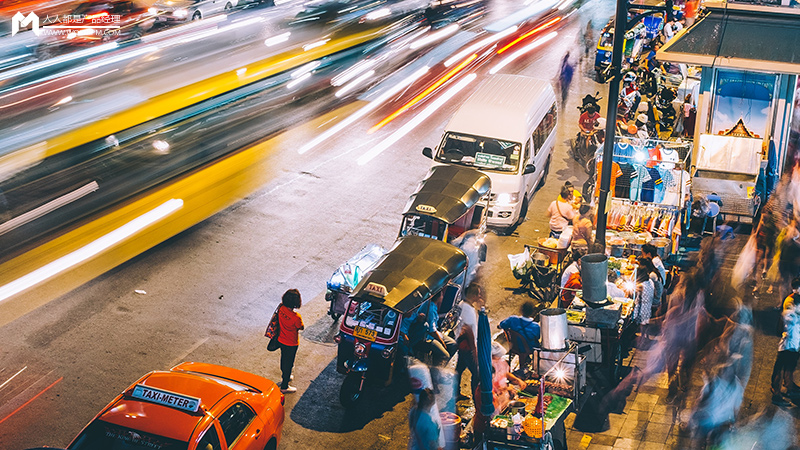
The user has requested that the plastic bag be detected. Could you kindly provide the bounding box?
[558,226,573,248]
[508,247,533,279]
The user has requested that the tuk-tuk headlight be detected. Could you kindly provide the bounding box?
[382,346,394,359]
[354,342,367,357]
[333,333,342,344]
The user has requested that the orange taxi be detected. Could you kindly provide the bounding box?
[66,361,284,450]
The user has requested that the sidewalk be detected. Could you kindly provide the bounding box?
[559,232,800,450]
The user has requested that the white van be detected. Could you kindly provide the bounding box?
[423,74,558,232]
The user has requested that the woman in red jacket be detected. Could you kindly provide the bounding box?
[277,289,304,393]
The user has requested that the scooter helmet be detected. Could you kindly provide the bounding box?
[636,113,649,125]
[623,72,637,83]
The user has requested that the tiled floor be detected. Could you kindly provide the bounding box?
[557,235,800,449]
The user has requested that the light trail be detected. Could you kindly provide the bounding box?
[490,32,558,74]
[0,199,183,303]
[297,66,430,155]
[357,73,477,166]
[368,53,477,134]
[497,17,561,54]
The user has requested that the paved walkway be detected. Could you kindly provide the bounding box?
[560,232,800,449]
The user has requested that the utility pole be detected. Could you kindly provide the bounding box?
[594,0,674,248]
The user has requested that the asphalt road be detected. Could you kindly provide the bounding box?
[0,0,614,448]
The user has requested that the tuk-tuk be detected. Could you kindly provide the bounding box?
[335,235,468,407]
[399,165,491,243]
[594,18,650,82]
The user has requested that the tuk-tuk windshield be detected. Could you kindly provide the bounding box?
[344,300,399,339]
[400,214,447,241]
[435,132,521,173]
[599,31,613,48]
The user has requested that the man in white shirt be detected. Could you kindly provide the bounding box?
[456,283,483,400]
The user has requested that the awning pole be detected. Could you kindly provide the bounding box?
[596,0,629,248]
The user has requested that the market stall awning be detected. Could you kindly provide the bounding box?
[657,4,800,74]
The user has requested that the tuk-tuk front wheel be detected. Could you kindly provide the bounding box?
[340,372,365,408]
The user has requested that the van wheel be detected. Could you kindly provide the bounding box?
[224,2,233,11]
[517,198,529,226]
[192,10,202,20]
[537,156,551,190]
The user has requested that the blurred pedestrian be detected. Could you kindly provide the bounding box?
[770,277,800,406]
[583,20,594,61]
[638,256,663,322]
[456,283,482,401]
[408,388,444,450]
[558,52,574,104]
[632,263,655,338]
[277,289,304,394]
[774,217,800,303]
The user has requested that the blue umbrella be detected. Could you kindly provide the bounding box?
[477,307,494,417]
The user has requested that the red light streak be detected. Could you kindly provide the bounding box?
[0,377,63,426]
[85,11,110,20]
[497,17,562,54]
[368,54,478,134]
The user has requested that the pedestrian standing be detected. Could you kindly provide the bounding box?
[632,265,655,337]
[408,388,444,450]
[583,20,594,61]
[771,277,800,406]
[277,289,304,394]
[456,283,483,401]
[558,52,574,105]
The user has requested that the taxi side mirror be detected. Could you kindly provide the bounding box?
[523,164,536,175]
[422,147,433,159]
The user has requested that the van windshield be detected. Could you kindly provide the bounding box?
[435,132,521,173]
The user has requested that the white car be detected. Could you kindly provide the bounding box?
[150,0,239,22]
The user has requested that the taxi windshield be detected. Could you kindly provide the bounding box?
[344,300,398,339]
[69,420,188,450]
[434,132,521,173]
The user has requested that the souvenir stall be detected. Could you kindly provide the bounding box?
[596,136,693,258]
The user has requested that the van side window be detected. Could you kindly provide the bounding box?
[532,103,558,153]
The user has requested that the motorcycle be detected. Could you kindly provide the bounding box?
[655,86,678,139]
[325,244,386,321]
[335,236,469,408]
[574,93,603,164]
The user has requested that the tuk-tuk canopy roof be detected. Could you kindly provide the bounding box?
[402,165,491,224]
[350,236,467,313]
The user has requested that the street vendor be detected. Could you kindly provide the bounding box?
[491,342,528,414]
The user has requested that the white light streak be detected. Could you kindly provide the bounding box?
[332,59,377,86]
[365,7,391,20]
[52,95,73,107]
[264,31,291,47]
[291,61,321,78]
[357,73,477,165]
[0,199,184,303]
[298,66,430,155]
[489,31,557,75]
[0,181,99,236]
[410,23,458,50]
[444,25,518,67]
[303,39,330,51]
[0,43,117,83]
[286,72,311,89]
[335,69,375,98]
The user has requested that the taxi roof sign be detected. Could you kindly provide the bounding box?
[364,282,388,297]
[132,384,201,413]
[415,204,437,214]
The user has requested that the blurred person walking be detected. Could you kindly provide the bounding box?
[277,289,304,394]
[770,277,800,406]
[456,283,483,401]
[558,52,574,104]
[408,388,444,450]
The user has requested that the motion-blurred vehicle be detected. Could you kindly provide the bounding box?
[64,362,285,450]
[150,0,240,23]
[35,0,156,59]
[423,0,485,29]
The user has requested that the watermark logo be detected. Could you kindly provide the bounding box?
[11,11,39,36]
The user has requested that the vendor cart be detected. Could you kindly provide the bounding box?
[509,243,571,305]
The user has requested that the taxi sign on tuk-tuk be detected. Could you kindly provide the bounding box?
[416,204,437,214]
[363,282,388,297]
[350,236,467,313]
[131,384,201,413]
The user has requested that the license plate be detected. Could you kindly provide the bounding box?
[354,326,377,342]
